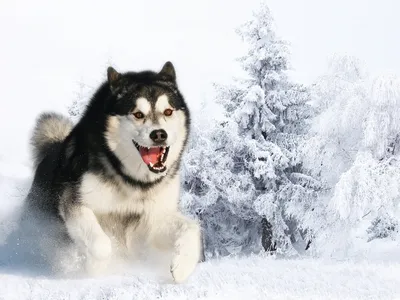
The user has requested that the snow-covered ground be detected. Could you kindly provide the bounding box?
[0,254,399,300]
[0,165,398,300]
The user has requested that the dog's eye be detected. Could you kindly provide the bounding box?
[133,111,144,119]
[164,109,173,116]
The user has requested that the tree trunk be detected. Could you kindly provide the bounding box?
[261,218,276,252]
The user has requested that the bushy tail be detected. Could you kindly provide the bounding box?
[31,112,73,168]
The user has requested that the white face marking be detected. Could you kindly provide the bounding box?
[135,97,151,115]
[155,94,172,113]
[104,93,188,181]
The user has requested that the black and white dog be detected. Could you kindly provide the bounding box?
[26,62,201,282]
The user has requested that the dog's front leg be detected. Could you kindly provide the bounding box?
[61,205,112,275]
[150,213,201,283]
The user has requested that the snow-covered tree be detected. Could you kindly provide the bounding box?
[182,3,317,258]
[303,55,368,189]
[302,55,400,257]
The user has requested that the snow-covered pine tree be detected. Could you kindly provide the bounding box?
[182,3,317,258]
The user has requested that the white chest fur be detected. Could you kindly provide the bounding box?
[79,173,180,217]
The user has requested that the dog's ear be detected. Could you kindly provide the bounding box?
[107,66,121,92]
[159,61,176,81]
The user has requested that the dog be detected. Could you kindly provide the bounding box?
[24,62,201,282]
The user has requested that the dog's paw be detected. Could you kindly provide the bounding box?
[170,225,201,283]
[89,234,112,260]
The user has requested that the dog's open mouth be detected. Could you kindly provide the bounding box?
[132,140,170,173]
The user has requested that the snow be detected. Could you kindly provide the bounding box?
[0,254,399,299]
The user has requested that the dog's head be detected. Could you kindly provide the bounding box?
[104,62,190,182]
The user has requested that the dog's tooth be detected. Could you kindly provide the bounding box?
[149,162,153,168]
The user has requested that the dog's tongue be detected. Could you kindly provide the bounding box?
[139,147,161,165]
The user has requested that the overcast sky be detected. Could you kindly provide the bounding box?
[0,0,398,162]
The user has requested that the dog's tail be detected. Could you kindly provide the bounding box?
[31,112,73,168]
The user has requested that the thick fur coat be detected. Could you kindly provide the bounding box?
[25,62,201,282]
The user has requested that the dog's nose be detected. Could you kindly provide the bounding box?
[150,129,168,143]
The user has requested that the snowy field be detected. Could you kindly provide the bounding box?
[1,255,400,300]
